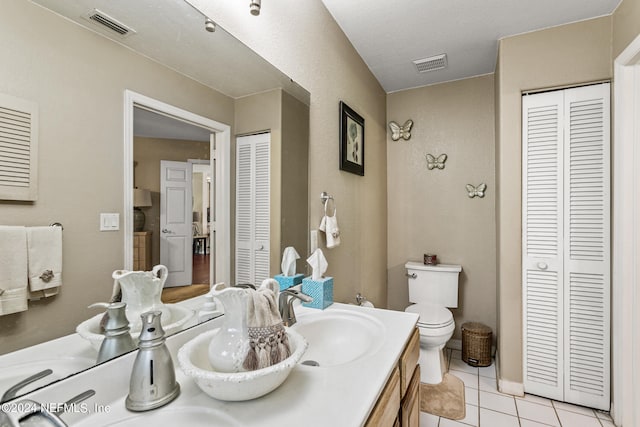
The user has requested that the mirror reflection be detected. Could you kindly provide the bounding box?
[0,0,309,402]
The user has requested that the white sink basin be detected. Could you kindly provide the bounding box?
[101,406,242,426]
[292,308,384,367]
[0,357,95,399]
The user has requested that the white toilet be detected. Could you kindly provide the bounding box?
[404,261,462,384]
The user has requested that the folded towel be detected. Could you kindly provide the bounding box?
[0,226,28,315]
[27,226,62,300]
[319,210,341,249]
[242,287,291,371]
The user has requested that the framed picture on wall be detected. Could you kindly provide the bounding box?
[339,101,365,176]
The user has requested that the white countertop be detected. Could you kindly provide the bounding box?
[6,302,418,427]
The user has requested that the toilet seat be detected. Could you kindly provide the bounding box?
[406,303,454,329]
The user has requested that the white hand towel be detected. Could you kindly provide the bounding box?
[318,210,341,249]
[0,226,28,315]
[27,226,63,300]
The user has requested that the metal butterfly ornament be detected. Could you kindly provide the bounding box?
[426,153,447,170]
[389,119,413,141]
[466,183,487,198]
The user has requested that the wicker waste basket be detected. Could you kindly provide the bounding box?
[461,322,492,367]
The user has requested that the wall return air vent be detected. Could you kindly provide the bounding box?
[83,9,136,37]
[413,54,448,73]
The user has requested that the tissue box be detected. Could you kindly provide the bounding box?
[301,276,333,310]
[274,274,304,291]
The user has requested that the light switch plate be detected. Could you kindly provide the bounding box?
[100,213,120,231]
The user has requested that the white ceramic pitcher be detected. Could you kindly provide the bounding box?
[112,264,172,332]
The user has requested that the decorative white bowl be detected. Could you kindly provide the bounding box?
[177,328,308,401]
[76,304,195,351]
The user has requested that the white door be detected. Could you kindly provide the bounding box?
[522,83,610,410]
[522,90,565,401]
[160,160,193,287]
[235,133,270,286]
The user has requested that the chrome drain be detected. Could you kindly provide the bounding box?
[301,360,320,367]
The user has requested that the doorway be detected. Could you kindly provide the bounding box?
[123,90,231,287]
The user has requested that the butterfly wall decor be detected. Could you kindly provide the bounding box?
[466,183,487,198]
[426,153,447,170]
[389,119,413,141]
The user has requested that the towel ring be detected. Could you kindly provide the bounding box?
[323,197,336,217]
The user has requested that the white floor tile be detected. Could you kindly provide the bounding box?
[552,401,597,417]
[515,393,553,407]
[595,411,613,421]
[478,364,496,379]
[439,418,472,427]
[449,371,478,389]
[459,403,478,426]
[520,419,556,427]
[600,421,616,427]
[478,375,498,393]
[450,357,479,375]
[515,399,560,426]
[419,411,440,427]
[479,390,517,416]
[479,408,520,427]
[465,386,478,406]
[555,409,602,427]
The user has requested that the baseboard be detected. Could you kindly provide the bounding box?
[446,339,462,351]
[498,378,525,397]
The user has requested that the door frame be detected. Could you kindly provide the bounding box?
[123,90,231,286]
[612,34,640,427]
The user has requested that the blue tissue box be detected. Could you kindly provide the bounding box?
[274,274,304,291]
[302,276,333,310]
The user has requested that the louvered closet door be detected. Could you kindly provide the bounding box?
[235,133,270,286]
[522,83,610,410]
[522,91,565,401]
[562,84,610,409]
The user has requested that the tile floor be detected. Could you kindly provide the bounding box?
[420,349,616,427]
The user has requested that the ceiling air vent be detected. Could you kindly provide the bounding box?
[83,9,136,37]
[413,54,447,73]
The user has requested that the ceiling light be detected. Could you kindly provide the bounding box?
[250,0,261,16]
[205,18,216,32]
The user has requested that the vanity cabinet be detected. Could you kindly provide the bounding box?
[366,327,420,427]
[133,231,152,271]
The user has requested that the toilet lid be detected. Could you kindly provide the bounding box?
[406,303,454,328]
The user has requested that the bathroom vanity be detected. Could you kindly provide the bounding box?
[2,302,418,426]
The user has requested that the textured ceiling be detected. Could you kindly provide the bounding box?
[321,0,621,92]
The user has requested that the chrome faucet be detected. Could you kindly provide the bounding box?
[126,311,180,412]
[278,289,313,327]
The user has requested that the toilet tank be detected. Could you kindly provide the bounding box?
[405,261,462,308]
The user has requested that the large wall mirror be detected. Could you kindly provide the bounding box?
[0,0,309,402]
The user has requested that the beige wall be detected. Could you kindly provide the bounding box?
[234,89,310,278]
[195,0,388,306]
[495,16,612,385]
[0,0,233,354]
[133,137,210,266]
[613,0,640,57]
[387,75,496,339]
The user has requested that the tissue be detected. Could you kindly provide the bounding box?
[306,248,327,281]
[274,247,304,291]
[281,247,300,277]
[302,249,333,309]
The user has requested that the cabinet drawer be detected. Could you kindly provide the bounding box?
[365,366,401,427]
[400,328,420,395]
[401,365,421,427]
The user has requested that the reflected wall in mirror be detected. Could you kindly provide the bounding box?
[0,0,309,401]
